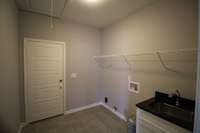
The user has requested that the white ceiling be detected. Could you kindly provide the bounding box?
[16,0,158,28]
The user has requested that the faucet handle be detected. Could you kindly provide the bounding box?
[176,90,181,97]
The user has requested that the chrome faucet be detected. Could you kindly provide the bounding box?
[175,90,181,106]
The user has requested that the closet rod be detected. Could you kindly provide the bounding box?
[93,48,197,59]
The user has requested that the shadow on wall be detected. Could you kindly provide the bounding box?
[0,119,12,133]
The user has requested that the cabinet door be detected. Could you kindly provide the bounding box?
[138,117,170,133]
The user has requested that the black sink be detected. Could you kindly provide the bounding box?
[148,102,194,123]
[136,92,195,131]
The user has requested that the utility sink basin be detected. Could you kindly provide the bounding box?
[136,92,195,131]
[148,102,194,123]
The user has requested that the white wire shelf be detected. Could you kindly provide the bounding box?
[93,48,197,72]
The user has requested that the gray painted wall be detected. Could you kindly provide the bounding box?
[101,0,198,117]
[19,12,102,121]
[0,0,20,132]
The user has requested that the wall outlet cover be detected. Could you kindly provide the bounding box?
[128,81,140,93]
[70,73,78,78]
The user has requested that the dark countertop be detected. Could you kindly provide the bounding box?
[136,97,195,131]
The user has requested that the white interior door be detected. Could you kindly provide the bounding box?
[24,38,65,122]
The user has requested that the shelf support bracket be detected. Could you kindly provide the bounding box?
[122,55,131,71]
[156,52,177,73]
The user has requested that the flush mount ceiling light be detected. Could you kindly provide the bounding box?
[81,0,104,5]
[85,0,100,2]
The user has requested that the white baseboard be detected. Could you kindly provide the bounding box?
[64,102,127,122]
[64,102,101,115]
[18,122,28,133]
[100,102,127,121]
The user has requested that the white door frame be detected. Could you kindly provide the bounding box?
[24,38,66,123]
[194,1,200,132]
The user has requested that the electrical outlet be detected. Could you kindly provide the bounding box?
[104,97,108,103]
[113,106,117,111]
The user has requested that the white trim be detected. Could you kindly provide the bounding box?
[194,2,200,132]
[18,122,29,133]
[24,38,66,45]
[64,103,101,115]
[24,38,29,123]
[100,103,127,121]
[64,102,127,122]
[63,39,67,115]
[24,38,66,123]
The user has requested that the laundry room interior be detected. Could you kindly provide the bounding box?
[0,0,200,133]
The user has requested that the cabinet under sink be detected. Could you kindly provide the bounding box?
[136,108,192,133]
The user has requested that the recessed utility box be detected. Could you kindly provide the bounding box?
[128,81,140,93]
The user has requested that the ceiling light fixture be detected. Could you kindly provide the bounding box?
[81,0,103,4]
[86,0,99,2]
